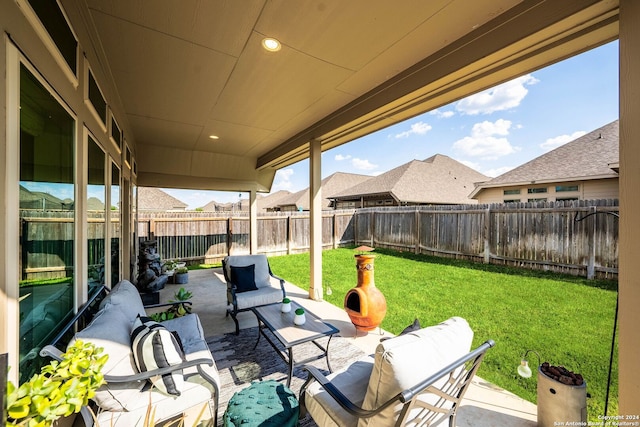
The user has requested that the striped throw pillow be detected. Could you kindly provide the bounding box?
[131,315,185,395]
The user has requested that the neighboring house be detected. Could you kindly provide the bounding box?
[330,154,488,208]
[272,172,373,212]
[19,186,73,210]
[138,187,188,211]
[201,190,292,213]
[470,120,619,204]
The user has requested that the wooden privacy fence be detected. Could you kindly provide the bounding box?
[353,199,619,279]
[20,199,619,281]
[137,210,357,265]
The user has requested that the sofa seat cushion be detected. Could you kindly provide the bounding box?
[234,285,283,311]
[305,356,374,427]
[358,317,474,427]
[96,373,216,426]
[72,303,142,411]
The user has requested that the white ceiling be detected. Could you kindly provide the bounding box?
[81,0,618,192]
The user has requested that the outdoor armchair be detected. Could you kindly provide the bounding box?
[222,254,286,334]
[299,317,494,427]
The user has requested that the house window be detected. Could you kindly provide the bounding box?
[503,189,521,195]
[19,63,75,383]
[87,135,106,288]
[110,162,121,286]
[111,116,122,151]
[528,187,548,194]
[88,70,107,125]
[504,199,520,203]
[556,185,579,192]
[27,0,77,75]
[528,198,547,202]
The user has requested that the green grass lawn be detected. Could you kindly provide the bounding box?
[267,247,619,420]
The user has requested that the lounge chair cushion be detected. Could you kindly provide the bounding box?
[223,255,272,289]
[358,316,474,427]
[304,356,375,427]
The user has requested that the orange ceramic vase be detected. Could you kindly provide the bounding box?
[344,254,387,331]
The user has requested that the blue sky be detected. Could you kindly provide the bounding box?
[169,40,619,209]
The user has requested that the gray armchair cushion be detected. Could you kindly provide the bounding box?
[224,255,272,289]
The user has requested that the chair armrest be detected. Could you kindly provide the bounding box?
[301,366,402,419]
[40,344,64,361]
[104,358,213,383]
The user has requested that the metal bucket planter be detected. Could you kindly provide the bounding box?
[174,271,188,284]
[537,366,587,426]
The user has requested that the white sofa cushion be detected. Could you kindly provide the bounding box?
[72,302,142,411]
[358,317,474,427]
[99,280,146,321]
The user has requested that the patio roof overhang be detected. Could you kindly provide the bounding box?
[82,0,619,193]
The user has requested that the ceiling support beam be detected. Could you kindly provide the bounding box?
[309,138,323,301]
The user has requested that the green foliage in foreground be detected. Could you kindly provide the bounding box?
[268,247,619,420]
[5,340,107,427]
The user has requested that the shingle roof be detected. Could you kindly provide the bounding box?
[276,172,373,210]
[138,187,188,211]
[472,120,619,196]
[331,154,488,204]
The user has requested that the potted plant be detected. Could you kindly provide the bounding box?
[149,287,193,322]
[162,259,178,277]
[174,266,188,285]
[4,340,107,427]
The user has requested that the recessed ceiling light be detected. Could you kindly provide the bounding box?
[262,37,281,52]
[209,135,219,140]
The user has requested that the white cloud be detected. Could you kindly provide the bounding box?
[452,119,519,160]
[394,121,432,138]
[456,74,539,115]
[540,131,586,151]
[483,166,515,177]
[429,109,455,119]
[271,168,294,191]
[334,154,352,161]
[352,158,378,171]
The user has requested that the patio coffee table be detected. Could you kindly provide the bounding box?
[252,301,339,387]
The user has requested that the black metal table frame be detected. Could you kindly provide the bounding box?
[251,303,339,387]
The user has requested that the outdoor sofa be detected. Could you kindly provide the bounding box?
[41,279,220,427]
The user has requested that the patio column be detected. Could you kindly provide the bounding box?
[309,138,323,300]
[619,0,640,413]
[249,189,258,254]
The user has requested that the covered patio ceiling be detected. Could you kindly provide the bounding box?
[83,0,618,193]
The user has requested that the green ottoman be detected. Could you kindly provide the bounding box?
[223,380,299,427]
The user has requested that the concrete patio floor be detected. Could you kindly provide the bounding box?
[157,268,537,427]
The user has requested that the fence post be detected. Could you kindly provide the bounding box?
[415,208,420,254]
[587,205,597,279]
[226,217,232,256]
[483,207,491,264]
[287,215,292,255]
[332,213,338,249]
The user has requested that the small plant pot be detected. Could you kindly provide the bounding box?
[281,298,292,313]
[294,308,306,325]
[174,272,188,284]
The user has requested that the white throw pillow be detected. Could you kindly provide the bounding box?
[131,315,185,396]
